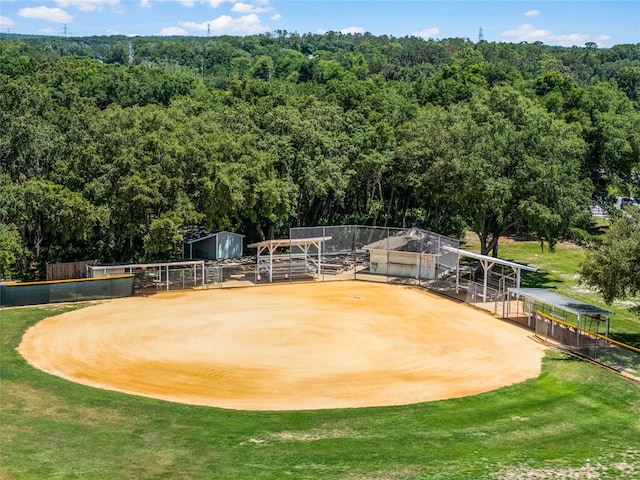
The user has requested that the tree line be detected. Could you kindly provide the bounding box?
[0,33,639,280]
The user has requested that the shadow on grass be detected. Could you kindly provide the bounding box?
[609,333,640,349]
[520,270,562,289]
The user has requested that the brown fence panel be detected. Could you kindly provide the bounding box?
[46,260,97,281]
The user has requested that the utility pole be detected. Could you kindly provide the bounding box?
[478,27,484,42]
[128,40,135,65]
[207,23,211,37]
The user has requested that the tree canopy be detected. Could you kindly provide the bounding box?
[580,208,640,305]
[1,34,639,279]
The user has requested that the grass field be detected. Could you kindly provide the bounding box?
[2,303,640,479]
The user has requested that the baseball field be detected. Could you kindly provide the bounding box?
[18,282,545,411]
[2,281,640,479]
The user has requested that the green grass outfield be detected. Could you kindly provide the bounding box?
[2,303,639,479]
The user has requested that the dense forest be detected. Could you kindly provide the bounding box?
[1,33,639,280]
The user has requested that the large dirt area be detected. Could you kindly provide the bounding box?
[19,281,545,411]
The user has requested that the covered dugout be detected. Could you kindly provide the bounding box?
[507,288,613,337]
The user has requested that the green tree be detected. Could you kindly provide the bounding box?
[580,208,640,305]
[451,87,590,255]
[0,179,101,277]
[143,213,183,261]
[0,222,27,280]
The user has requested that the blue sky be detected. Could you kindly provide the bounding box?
[1,1,638,47]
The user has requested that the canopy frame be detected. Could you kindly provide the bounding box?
[247,236,332,282]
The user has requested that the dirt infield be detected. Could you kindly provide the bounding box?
[19,281,545,411]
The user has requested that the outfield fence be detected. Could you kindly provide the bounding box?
[534,311,640,379]
[0,275,135,307]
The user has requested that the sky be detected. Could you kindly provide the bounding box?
[0,1,638,47]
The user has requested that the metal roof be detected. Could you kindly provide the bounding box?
[247,236,332,249]
[443,247,538,272]
[183,229,244,245]
[508,288,613,316]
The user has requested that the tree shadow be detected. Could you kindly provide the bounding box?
[520,270,562,289]
[586,221,609,236]
[609,333,640,349]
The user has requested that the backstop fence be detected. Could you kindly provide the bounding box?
[0,275,135,307]
[534,311,640,380]
[289,225,460,286]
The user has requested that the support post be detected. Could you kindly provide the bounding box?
[481,259,489,301]
[269,243,273,283]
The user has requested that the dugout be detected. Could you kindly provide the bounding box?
[443,247,538,301]
[87,260,206,291]
[507,288,613,337]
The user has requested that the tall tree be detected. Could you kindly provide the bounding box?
[580,208,640,305]
[449,87,591,255]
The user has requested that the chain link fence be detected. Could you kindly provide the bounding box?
[289,225,459,285]
[534,311,640,379]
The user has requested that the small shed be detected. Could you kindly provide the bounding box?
[183,229,244,261]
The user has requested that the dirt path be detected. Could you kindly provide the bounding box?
[19,281,545,410]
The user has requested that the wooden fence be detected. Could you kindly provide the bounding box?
[46,260,97,281]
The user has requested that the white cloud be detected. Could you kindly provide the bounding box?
[551,33,591,46]
[18,6,73,23]
[596,34,612,44]
[140,0,150,7]
[231,2,268,13]
[340,26,364,34]
[413,27,439,39]
[316,28,327,34]
[179,13,269,35]
[203,0,230,7]
[39,27,55,33]
[0,15,15,27]
[270,13,281,20]
[502,23,595,47]
[180,0,195,6]
[55,0,119,12]
[159,26,187,36]
[525,10,540,17]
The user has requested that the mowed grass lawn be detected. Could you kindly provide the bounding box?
[2,303,640,479]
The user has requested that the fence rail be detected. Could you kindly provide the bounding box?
[535,311,640,380]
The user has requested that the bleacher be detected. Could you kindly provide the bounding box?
[266,260,314,280]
